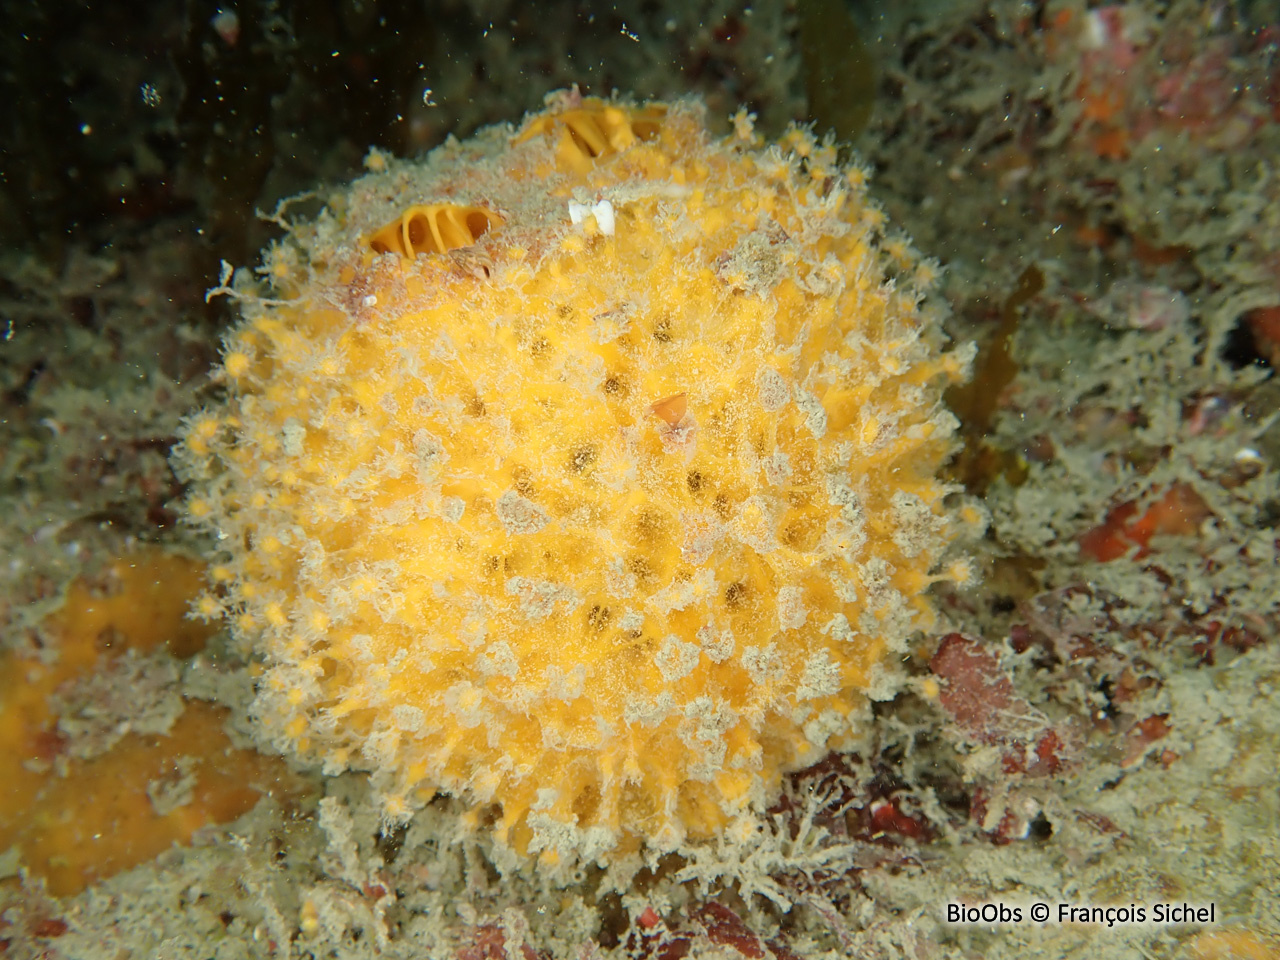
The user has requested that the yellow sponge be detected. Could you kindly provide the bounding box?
[176,94,972,863]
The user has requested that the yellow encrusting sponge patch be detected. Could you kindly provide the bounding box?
[175,93,974,865]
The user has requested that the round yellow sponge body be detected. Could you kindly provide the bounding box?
[178,94,973,864]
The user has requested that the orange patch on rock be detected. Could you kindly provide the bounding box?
[1190,928,1280,960]
[0,549,309,897]
[1245,305,1280,367]
[1078,483,1212,562]
[1091,127,1130,160]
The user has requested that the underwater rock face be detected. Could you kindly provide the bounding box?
[175,93,974,864]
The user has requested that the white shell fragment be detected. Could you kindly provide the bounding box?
[569,199,616,236]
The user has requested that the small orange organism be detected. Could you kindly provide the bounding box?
[1078,482,1211,562]
[368,204,502,258]
[647,392,688,427]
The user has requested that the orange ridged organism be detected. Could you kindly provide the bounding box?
[368,204,502,258]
